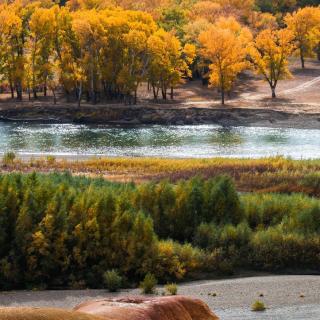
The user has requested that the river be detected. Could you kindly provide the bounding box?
[0,122,319,158]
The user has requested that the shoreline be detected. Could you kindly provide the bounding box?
[0,275,319,320]
[3,152,320,162]
[0,103,320,129]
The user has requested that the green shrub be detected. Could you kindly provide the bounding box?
[104,270,122,292]
[251,300,266,312]
[140,273,157,294]
[205,175,243,225]
[3,151,16,165]
[249,227,320,270]
[155,240,204,281]
[46,155,56,165]
[0,172,317,290]
[165,283,178,295]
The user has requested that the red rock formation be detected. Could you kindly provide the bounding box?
[0,307,103,320]
[74,295,219,320]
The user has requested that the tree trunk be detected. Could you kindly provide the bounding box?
[134,90,137,105]
[152,85,157,100]
[78,82,82,108]
[221,87,225,105]
[300,49,305,69]
[162,86,167,100]
[271,86,276,98]
[152,85,160,100]
[90,63,95,104]
[52,89,57,105]
[44,84,47,97]
[16,83,22,101]
[10,82,14,99]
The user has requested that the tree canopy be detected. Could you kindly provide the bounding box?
[0,0,320,105]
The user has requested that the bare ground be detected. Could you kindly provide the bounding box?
[0,275,319,320]
[173,58,320,114]
[1,59,320,123]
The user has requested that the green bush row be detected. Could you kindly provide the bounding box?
[0,172,318,289]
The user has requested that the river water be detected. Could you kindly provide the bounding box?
[0,122,319,158]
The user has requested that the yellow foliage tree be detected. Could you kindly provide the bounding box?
[0,4,24,99]
[72,10,107,101]
[147,29,195,100]
[183,18,212,46]
[248,12,278,34]
[215,16,252,44]
[285,6,320,68]
[29,7,56,98]
[249,28,295,98]
[198,18,251,105]
[213,0,254,20]
[190,1,221,23]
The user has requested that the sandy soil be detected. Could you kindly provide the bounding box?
[0,275,319,320]
[173,58,320,113]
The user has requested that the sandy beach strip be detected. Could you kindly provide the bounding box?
[0,275,319,319]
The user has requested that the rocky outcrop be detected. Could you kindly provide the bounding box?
[74,295,220,320]
[0,307,103,320]
[0,296,219,320]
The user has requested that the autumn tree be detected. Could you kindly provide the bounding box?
[0,5,24,99]
[213,0,255,20]
[256,0,297,14]
[29,7,56,98]
[190,1,221,23]
[198,18,251,104]
[50,5,85,104]
[248,11,278,34]
[249,28,295,98]
[116,11,156,104]
[147,29,195,100]
[158,7,187,40]
[183,18,212,46]
[285,7,320,68]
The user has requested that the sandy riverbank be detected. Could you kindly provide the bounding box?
[0,275,319,319]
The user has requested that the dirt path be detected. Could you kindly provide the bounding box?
[241,75,320,101]
[280,75,320,95]
[181,74,320,105]
[0,275,319,320]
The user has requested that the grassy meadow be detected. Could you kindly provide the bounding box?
[3,155,320,195]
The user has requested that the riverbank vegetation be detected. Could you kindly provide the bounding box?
[0,171,318,290]
[3,156,320,196]
[1,1,320,105]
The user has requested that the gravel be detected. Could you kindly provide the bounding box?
[0,275,319,320]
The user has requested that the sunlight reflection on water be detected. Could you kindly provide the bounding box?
[0,123,319,158]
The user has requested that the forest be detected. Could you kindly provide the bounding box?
[0,172,318,290]
[1,0,320,105]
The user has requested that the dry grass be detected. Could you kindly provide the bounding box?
[0,307,103,320]
[1,156,320,196]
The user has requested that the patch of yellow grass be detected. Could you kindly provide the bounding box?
[2,156,320,195]
[0,307,103,320]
